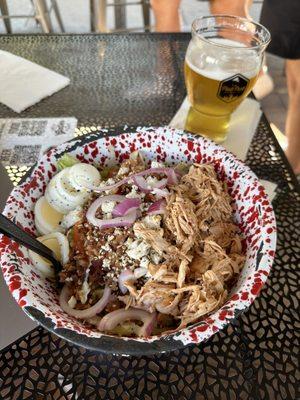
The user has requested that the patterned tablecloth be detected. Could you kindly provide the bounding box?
[0,34,299,400]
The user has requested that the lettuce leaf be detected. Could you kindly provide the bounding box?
[57,154,79,171]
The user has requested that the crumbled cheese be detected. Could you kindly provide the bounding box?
[107,235,114,242]
[120,254,132,267]
[101,243,111,252]
[151,160,165,169]
[106,178,116,185]
[98,181,108,188]
[126,184,145,199]
[151,188,170,197]
[126,239,150,260]
[142,215,162,229]
[68,295,77,309]
[102,258,111,269]
[101,201,116,214]
[125,237,133,246]
[117,166,129,176]
[140,203,150,212]
[78,281,90,304]
[99,178,117,194]
[150,250,162,265]
[140,256,150,269]
[146,176,159,189]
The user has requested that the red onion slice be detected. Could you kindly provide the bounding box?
[86,195,138,228]
[59,285,111,319]
[93,167,179,194]
[97,308,156,337]
[118,269,136,294]
[139,311,157,337]
[88,210,137,229]
[112,198,141,217]
[132,176,149,192]
[148,199,166,215]
[133,175,168,193]
[167,169,178,185]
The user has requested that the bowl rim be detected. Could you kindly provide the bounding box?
[1,126,277,355]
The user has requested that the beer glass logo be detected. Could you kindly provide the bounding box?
[218,74,249,103]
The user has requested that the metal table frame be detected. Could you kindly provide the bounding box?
[0,33,299,400]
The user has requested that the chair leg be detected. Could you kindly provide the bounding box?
[141,0,150,32]
[33,0,53,33]
[114,0,126,31]
[97,0,108,32]
[51,0,65,32]
[90,0,95,32]
[0,0,12,34]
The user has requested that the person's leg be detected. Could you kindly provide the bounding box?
[210,0,252,18]
[285,59,300,174]
[150,0,181,32]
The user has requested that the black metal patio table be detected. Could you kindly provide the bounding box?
[0,33,299,400]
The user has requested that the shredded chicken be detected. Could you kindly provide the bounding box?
[133,222,191,261]
[118,163,245,328]
[164,193,198,254]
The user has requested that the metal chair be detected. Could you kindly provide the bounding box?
[90,0,150,33]
[0,0,65,34]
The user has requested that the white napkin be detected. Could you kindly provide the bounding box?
[170,96,277,201]
[0,50,70,113]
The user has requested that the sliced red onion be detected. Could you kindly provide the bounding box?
[93,167,179,194]
[86,195,137,228]
[89,209,137,229]
[112,198,141,217]
[132,176,148,192]
[97,308,156,337]
[59,285,111,319]
[167,169,178,185]
[139,311,157,337]
[118,269,136,294]
[93,176,129,193]
[133,175,168,193]
[148,199,166,215]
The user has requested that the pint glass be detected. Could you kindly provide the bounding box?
[184,16,270,142]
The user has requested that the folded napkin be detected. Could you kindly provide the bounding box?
[0,50,70,113]
[170,97,277,201]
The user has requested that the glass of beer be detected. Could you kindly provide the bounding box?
[184,15,270,142]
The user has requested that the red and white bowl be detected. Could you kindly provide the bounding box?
[0,127,276,355]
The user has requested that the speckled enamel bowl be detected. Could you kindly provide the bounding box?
[0,127,276,355]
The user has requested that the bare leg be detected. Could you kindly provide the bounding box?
[285,59,300,174]
[150,0,181,32]
[210,0,252,18]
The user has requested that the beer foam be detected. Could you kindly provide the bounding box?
[186,38,260,80]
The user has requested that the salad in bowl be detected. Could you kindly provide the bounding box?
[1,127,276,354]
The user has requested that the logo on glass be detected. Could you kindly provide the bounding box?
[218,74,249,103]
